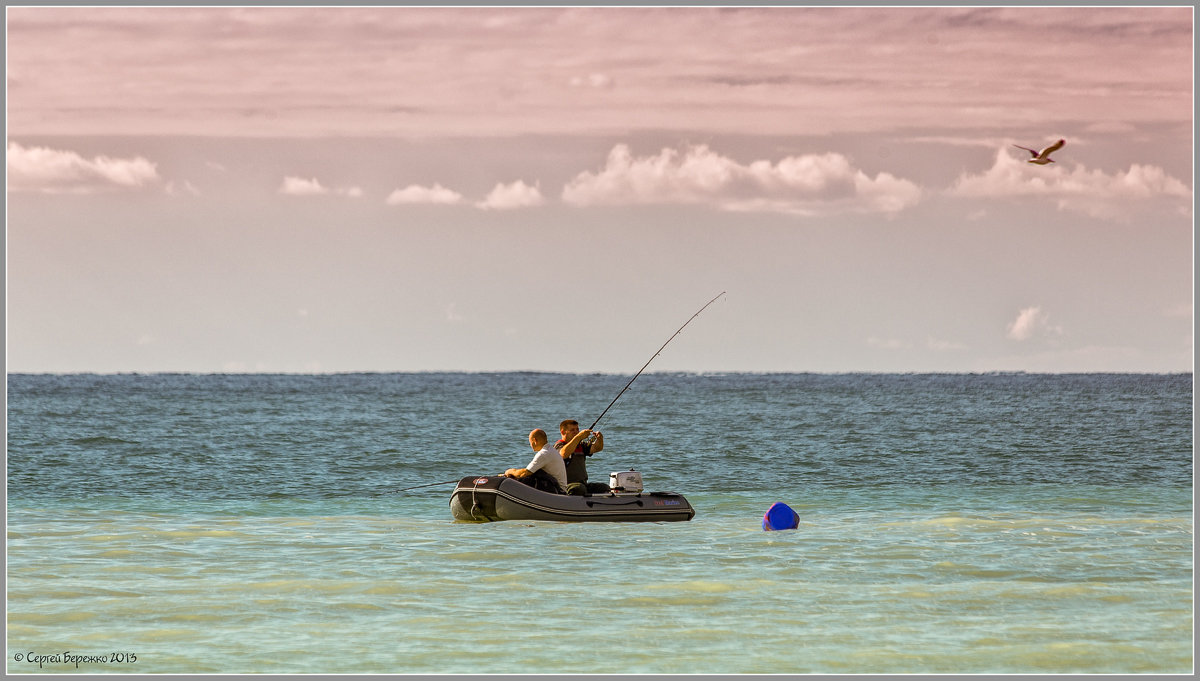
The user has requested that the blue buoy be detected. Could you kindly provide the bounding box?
[762,502,799,531]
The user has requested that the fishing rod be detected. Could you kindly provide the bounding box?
[395,479,459,493]
[587,291,726,432]
[395,292,723,494]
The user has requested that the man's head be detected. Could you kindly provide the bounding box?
[529,428,548,450]
[559,420,580,438]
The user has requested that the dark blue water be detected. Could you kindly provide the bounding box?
[7,372,1192,501]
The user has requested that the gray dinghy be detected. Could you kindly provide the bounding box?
[449,475,695,522]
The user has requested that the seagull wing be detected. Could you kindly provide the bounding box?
[1012,144,1039,158]
[1038,139,1065,158]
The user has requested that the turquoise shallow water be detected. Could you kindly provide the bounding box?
[6,373,1194,673]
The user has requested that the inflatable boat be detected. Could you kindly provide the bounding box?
[449,475,695,522]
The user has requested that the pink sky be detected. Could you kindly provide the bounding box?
[5,6,1194,373]
[7,7,1192,138]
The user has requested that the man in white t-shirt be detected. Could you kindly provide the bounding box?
[503,428,568,494]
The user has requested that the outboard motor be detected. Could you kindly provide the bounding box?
[608,470,643,495]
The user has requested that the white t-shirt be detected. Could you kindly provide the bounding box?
[525,444,568,490]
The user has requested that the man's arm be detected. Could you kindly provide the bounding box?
[557,429,592,458]
[510,449,551,478]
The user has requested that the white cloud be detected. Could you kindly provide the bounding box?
[477,180,545,210]
[386,183,464,206]
[927,336,967,352]
[867,337,911,350]
[951,149,1191,219]
[280,176,329,196]
[569,73,614,89]
[1007,307,1042,341]
[1006,306,1063,342]
[7,141,161,193]
[561,144,921,216]
[279,176,362,197]
[445,303,465,322]
[165,180,201,197]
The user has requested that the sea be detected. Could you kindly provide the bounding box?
[5,372,1193,675]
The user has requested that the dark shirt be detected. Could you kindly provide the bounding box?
[555,438,593,485]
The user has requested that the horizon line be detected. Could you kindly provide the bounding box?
[6,370,1193,377]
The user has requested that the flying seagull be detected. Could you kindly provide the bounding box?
[1012,139,1065,165]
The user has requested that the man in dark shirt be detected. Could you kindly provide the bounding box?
[555,419,610,496]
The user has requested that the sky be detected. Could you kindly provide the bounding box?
[5,5,1194,374]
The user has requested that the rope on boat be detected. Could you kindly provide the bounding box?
[470,478,485,521]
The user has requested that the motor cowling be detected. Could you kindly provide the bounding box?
[608,470,643,495]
